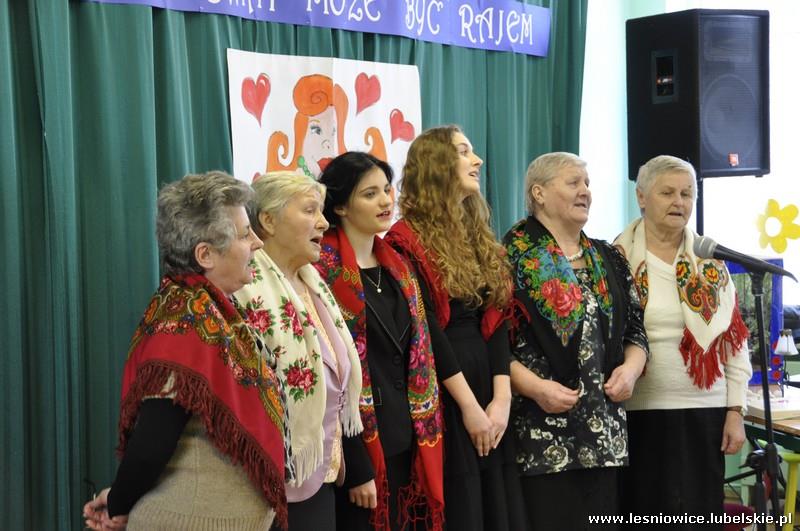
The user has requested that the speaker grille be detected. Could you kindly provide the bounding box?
[701,74,759,162]
[699,15,765,172]
[626,9,769,180]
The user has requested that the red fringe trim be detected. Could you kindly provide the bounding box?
[117,362,288,529]
[368,466,391,530]
[679,304,750,390]
[397,459,445,531]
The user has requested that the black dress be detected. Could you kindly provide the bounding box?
[420,284,527,531]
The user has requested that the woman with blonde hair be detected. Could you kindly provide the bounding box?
[385,126,526,531]
[235,171,363,530]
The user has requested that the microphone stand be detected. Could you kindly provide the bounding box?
[726,271,780,531]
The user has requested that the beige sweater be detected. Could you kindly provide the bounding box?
[126,417,275,530]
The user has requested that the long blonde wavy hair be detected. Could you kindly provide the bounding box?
[399,125,511,309]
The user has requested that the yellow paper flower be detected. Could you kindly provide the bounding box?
[756,199,800,253]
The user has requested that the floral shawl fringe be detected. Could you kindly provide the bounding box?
[119,274,288,528]
[235,250,363,485]
[615,218,749,389]
[315,228,444,531]
[385,219,508,340]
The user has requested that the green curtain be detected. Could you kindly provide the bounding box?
[0,0,587,528]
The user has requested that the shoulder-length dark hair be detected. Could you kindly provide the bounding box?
[318,151,393,227]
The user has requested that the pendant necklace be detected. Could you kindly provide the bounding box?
[363,267,382,294]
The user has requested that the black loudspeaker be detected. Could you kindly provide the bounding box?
[626,9,770,180]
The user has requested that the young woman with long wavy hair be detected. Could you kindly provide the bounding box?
[385,125,527,531]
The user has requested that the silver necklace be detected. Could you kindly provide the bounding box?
[564,249,584,262]
[363,267,382,293]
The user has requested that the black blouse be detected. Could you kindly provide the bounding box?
[106,399,191,516]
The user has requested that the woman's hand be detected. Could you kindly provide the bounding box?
[721,410,746,455]
[83,488,128,530]
[532,380,579,414]
[485,375,512,448]
[349,479,378,509]
[485,396,511,449]
[603,363,640,402]
[441,372,494,456]
[462,403,495,457]
[604,344,647,402]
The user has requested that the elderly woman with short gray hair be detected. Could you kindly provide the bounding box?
[235,171,363,531]
[503,152,649,530]
[614,155,751,525]
[84,171,288,530]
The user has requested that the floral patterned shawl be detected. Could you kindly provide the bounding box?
[235,249,363,485]
[315,228,444,530]
[119,274,288,527]
[504,216,628,384]
[614,218,748,389]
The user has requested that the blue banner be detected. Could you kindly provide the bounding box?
[85,0,550,56]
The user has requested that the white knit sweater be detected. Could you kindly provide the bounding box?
[626,251,752,411]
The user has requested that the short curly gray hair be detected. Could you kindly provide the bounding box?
[635,155,697,197]
[524,152,587,215]
[156,171,253,276]
[249,171,326,237]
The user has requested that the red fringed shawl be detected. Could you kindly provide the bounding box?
[678,303,750,389]
[315,228,444,531]
[118,274,288,527]
[616,219,749,389]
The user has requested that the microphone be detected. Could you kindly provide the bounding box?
[693,235,797,281]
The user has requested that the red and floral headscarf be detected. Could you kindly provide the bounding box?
[119,274,288,527]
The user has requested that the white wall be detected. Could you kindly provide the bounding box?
[580,0,800,303]
[580,0,666,241]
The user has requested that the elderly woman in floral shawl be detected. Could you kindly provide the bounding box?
[504,152,649,530]
[84,172,288,530]
[614,155,751,526]
[235,171,363,531]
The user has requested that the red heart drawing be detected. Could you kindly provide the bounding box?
[389,109,415,143]
[241,73,270,126]
[355,73,381,114]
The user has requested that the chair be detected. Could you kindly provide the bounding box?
[779,449,800,531]
[758,441,800,530]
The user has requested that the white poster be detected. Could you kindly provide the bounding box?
[228,50,421,187]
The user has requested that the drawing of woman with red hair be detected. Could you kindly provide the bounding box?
[267,74,386,179]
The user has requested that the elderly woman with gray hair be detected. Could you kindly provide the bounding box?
[614,155,751,526]
[84,171,288,530]
[234,171,363,531]
[503,152,649,530]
